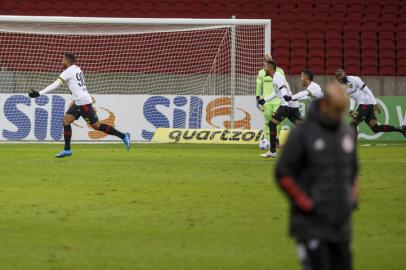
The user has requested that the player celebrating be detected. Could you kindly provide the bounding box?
[256,54,286,147]
[258,60,303,158]
[28,53,131,158]
[284,69,324,102]
[335,69,406,139]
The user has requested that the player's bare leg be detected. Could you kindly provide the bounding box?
[367,119,406,138]
[261,118,280,158]
[91,121,131,150]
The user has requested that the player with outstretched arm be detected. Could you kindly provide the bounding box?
[257,60,303,158]
[28,53,131,158]
[284,69,324,102]
[335,69,406,140]
[256,54,285,148]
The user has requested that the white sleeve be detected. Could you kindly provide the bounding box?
[58,68,72,84]
[344,87,353,95]
[264,93,277,102]
[39,79,62,95]
[291,90,309,101]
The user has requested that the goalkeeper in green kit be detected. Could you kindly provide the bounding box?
[256,54,286,148]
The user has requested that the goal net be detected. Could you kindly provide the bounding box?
[0,16,270,141]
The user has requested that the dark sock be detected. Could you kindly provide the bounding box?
[269,122,277,153]
[63,125,72,151]
[350,122,358,141]
[98,124,125,139]
[372,124,401,133]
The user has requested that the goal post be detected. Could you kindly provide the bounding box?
[0,16,271,142]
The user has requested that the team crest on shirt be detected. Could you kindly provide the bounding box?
[313,138,325,151]
[342,134,354,153]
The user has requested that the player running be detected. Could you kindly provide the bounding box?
[257,60,303,158]
[256,54,286,147]
[284,69,324,102]
[335,69,406,139]
[28,53,131,158]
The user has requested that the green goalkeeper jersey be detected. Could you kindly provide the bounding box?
[256,67,285,105]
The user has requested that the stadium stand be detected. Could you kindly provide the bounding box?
[0,0,404,76]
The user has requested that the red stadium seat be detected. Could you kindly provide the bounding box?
[280,4,296,15]
[362,57,378,67]
[347,4,365,13]
[344,23,361,32]
[364,4,381,16]
[325,23,343,31]
[274,39,290,49]
[361,66,379,76]
[344,40,360,50]
[343,31,360,41]
[333,3,348,13]
[362,46,378,57]
[325,31,341,41]
[308,65,325,75]
[379,31,395,41]
[362,22,379,31]
[379,40,396,50]
[345,65,361,74]
[273,56,289,70]
[273,48,290,58]
[308,40,324,50]
[397,65,406,76]
[345,49,360,58]
[361,31,378,41]
[308,56,325,65]
[290,67,306,75]
[380,50,396,60]
[290,30,307,41]
[350,0,366,4]
[379,22,397,32]
[326,62,343,75]
[381,4,399,16]
[326,49,342,59]
[397,41,406,51]
[308,31,324,41]
[363,14,381,25]
[345,57,360,66]
[326,40,342,51]
[313,4,331,14]
[380,66,396,76]
[296,3,313,15]
[272,30,289,41]
[291,40,307,51]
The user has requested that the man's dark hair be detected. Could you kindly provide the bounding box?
[266,59,277,70]
[64,53,76,63]
[302,69,314,81]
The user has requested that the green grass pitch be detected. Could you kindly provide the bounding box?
[0,143,405,270]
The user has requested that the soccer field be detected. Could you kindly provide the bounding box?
[0,143,405,270]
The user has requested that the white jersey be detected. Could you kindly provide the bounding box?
[292,81,324,101]
[306,81,324,100]
[58,65,92,105]
[344,76,377,108]
[265,72,299,108]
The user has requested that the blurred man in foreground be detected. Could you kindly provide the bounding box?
[275,82,359,270]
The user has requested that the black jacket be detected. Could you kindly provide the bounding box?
[275,102,359,242]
